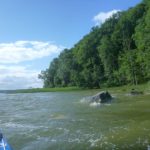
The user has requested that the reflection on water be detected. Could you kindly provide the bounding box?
[0,91,150,150]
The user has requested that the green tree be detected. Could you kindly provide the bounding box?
[134,1,150,80]
[39,0,149,88]
[39,58,59,87]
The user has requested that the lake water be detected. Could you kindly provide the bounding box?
[0,91,150,150]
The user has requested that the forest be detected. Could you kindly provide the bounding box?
[39,0,150,88]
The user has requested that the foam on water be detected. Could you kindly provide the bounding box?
[2,122,49,131]
[80,97,91,103]
[80,96,102,107]
[3,122,36,129]
[89,138,101,147]
[68,138,81,143]
[89,102,101,107]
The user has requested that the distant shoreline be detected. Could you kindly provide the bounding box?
[1,83,149,94]
[0,87,82,94]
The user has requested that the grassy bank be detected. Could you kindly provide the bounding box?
[13,86,82,93]
[103,83,150,94]
[11,82,150,93]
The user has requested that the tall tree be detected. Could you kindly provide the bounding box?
[39,0,149,88]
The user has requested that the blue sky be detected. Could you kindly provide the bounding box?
[0,0,142,89]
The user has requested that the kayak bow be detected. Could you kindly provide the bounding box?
[0,133,12,150]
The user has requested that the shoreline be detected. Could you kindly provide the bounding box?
[2,83,149,94]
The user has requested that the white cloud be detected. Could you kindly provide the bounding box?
[0,41,64,64]
[0,40,65,89]
[0,65,43,90]
[93,9,120,26]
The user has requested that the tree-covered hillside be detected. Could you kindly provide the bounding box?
[39,0,150,88]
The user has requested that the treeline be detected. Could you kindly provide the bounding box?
[39,0,150,88]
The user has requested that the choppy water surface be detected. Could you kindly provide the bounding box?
[0,91,150,150]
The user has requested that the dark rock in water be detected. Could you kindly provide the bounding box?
[130,89,143,95]
[91,91,112,103]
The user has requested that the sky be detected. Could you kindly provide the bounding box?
[0,0,142,90]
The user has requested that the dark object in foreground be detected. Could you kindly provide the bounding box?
[0,133,13,150]
[130,89,143,95]
[91,91,112,103]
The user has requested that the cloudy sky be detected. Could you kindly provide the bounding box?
[0,0,141,90]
